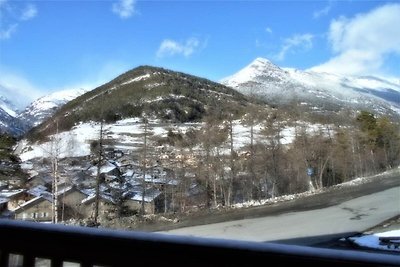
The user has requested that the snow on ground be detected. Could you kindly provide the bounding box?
[347,230,400,252]
[0,102,17,117]
[18,117,334,162]
[120,73,151,86]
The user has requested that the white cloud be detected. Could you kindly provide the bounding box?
[275,33,313,61]
[0,69,44,108]
[112,0,136,19]
[313,1,333,19]
[21,4,37,21]
[0,24,17,40]
[265,27,272,34]
[0,61,130,108]
[157,37,202,58]
[311,3,400,76]
[0,2,38,40]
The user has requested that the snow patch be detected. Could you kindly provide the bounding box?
[121,74,151,86]
[348,230,400,252]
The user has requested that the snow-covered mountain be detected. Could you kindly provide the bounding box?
[0,95,26,136]
[222,58,400,117]
[18,88,88,128]
[0,95,18,118]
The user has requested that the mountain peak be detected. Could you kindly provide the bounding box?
[222,58,400,118]
[221,57,284,88]
[0,95,18,118]
[252,57,273,65]
[249,57,281,70]
[18,88,88,128]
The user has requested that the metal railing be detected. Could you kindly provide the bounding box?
[0,219,399,267]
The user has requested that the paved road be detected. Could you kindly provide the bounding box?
[159,172,400,246]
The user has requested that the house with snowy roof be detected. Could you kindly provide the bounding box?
[125,187,162,214]
[0,188,29,210]
[27,185,51,199]
[89,161,120,177]
[26,174,53,188]
[13,195,53,221]
[57,186,90,219]
[79,192,116,219]
[13,185,89,221]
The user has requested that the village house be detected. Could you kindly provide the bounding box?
[13,195,53,221]
[124,187,162,214]
[0,188,30,210]
[13,185,90,221]
[26,174,52,189]
[79,193,115,219]
[13,185,53,221]
[105,148,124,160]
[6,177,25,188]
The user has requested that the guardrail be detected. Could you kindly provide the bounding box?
[0,219,399,267]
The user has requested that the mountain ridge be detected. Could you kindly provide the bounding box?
[0,96,26,136]
[2,60,399,137]
[18,88,88,129]
[26,65,251,140]
[221,57,400,118]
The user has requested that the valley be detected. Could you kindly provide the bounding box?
[0,59,399,231]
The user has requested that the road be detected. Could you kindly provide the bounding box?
[158,170,400,246]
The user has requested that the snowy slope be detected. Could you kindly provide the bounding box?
[0,95,26,136]
[18,116,328,162]
[0,96,18,118]
[222,58,400,116]
[18,88,88,128]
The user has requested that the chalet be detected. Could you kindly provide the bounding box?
[79,193,115,219]
[57,186,90,219]
[6,177,24,188]
[125,187,162,214]
[13,195,53,221]
[89,161,121,177]
[105,149,124,160]
[27,185,52,199]
[74,171,96,187]
[0,189,29,210]
[17,185,90,221]
[26,174,52,188]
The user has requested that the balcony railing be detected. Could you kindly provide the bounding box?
[0,219,399,267]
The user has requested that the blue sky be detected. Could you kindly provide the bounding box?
[1,0,399,108]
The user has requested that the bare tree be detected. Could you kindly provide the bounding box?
[51,120,60,224]
[141,116,148,215]
[93,90,110,225]
[241,105,263,200]
[40,119,76,223]
[197,116,227,208]
[93,116,104,225]
[258,111,285,198]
